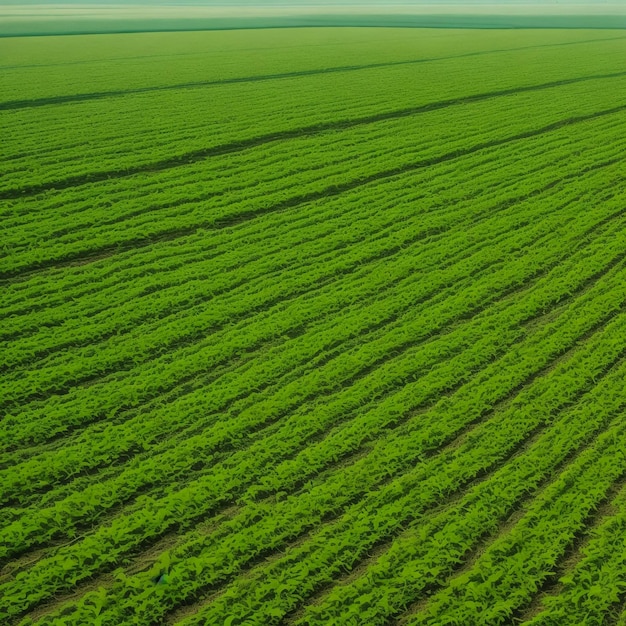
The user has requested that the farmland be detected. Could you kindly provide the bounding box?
[2,25,626,625]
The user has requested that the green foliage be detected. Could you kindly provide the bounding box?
[2,25,626,626]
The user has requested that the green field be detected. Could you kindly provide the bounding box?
[2,26,626,625]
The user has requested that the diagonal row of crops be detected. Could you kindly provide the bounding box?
[2,26,626,626]
[3,33,626,195]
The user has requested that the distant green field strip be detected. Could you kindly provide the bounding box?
[2,30,617,107]
[6,31,626,97]
[0,31,516,99]
[4,35,626,111]
[3,67,626,199]
[0,34,592,73]
[3,36,623,149]
[0,29,609,76]
[2,38,625,191]
[146,298,626,626]
[2,196,620,620]
[0,29,380,70]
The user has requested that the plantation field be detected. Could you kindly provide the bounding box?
[2,26,626,625]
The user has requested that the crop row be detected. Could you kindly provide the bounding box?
[1,123,566,314]
[7,154,621,462]
[6,127,593,367]
[0,197,586,502]
[4,113,614,335]
[4,75,622,238]
[5,198,626,622]
[3,39,626,193]
[4,180,623,496]
[0,179,559,438]
[5,187,626,538]
[5,77,626,278]
[3,86,613,233]
[6,142,619,393]
[93,287,626,626]
[299,373,626,625]
[523,483,626,625]
[5,28,626,626]
[0,213,548,464]
[408,402,626,625]
[7,208,617,548]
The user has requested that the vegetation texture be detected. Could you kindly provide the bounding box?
[2,27,626,626]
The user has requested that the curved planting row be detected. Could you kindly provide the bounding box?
[3,27,626,626]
